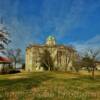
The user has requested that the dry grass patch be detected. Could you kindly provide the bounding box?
[0,71,100,100]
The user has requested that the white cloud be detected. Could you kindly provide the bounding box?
[70,35,100,53]
[86,35,100,44]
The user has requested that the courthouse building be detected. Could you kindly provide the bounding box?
[26,36,77,71]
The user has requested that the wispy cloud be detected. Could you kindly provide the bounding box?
[86,35,100,44]
[71,35,100,53]
[0,0,100,55]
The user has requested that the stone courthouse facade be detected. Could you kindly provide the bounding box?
[26,36,77,71]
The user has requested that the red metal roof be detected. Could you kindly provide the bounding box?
[0,56,12,63]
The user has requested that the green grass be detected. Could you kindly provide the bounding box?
[0,71,100,100]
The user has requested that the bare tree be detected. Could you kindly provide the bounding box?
[6,48,22,69]
[65,46,77,71]
[65,51,72,71]
[40,49,54,71]
[0,19,11,51]
[82,48,100,79]
[72,54,81,72]
[0,18,11,73]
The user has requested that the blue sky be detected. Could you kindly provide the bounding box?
[0,0,100,54]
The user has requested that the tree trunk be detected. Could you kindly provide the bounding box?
[48,66,50,71]
[14,57,17,69]
[92,67,95,79]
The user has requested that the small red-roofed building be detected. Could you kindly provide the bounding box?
[0,56,12,73]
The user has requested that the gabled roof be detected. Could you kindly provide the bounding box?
[0,56,12,63]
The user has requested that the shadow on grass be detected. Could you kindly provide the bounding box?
[0,72,100,100]
[0,72,100,92]
[0,72,54,92]
[58,75,100,84]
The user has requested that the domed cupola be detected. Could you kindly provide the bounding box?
[46,36,56,46]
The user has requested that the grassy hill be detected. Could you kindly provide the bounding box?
[0,71,100,100]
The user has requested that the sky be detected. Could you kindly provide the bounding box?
[0,0,100,55]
